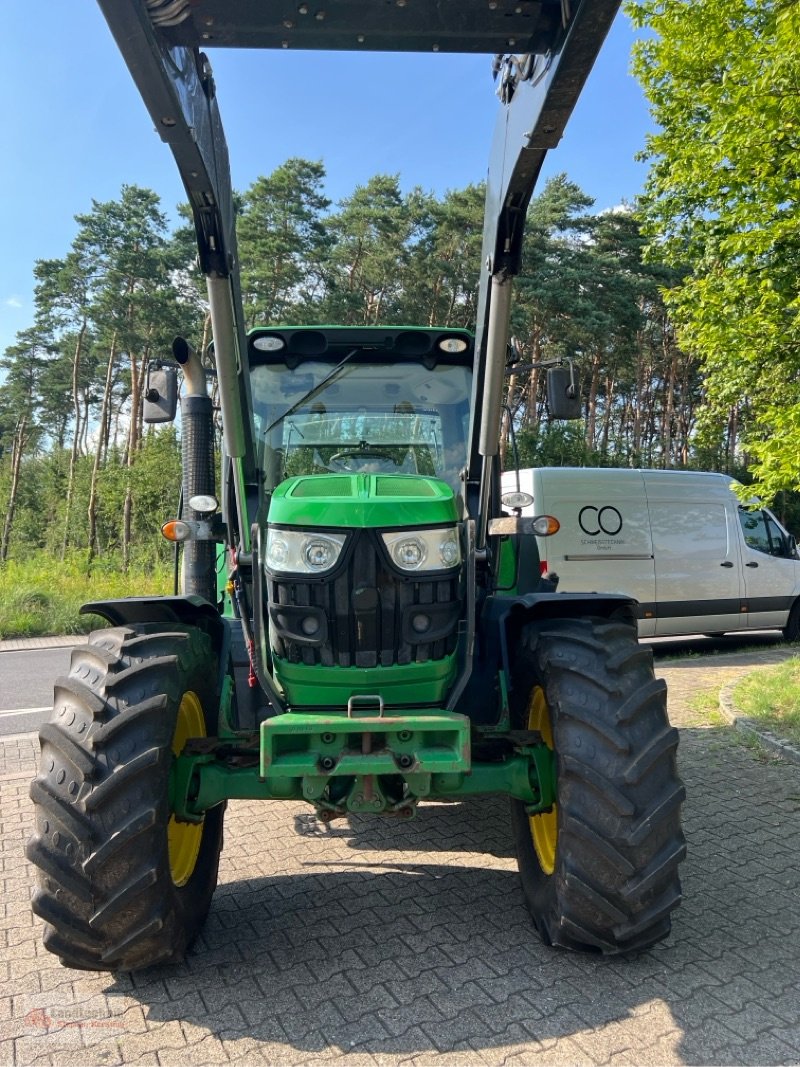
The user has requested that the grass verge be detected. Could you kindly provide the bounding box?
[686,688,781,761]
[683,689,727,728]
[732,658,800,749]
[0,553,173,639]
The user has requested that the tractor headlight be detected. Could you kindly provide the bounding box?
[382,527,461,572]
[265,529,346,574]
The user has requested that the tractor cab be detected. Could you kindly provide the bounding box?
[249,326,473,498]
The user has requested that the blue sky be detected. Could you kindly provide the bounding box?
[0,4,653,357]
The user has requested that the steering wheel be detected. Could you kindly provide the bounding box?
[328,449,396,472]
[330,449,387,463]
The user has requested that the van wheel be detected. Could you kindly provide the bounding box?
[26,625,224,971]
[783,601,800,642]
[510,616,686,954]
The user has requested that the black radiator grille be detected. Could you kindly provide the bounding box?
[267,531,462,667]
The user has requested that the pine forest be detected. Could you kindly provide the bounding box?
[0,165,730,570]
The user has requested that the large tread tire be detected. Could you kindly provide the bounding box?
[510,616,686,955]
[26,624,225,971]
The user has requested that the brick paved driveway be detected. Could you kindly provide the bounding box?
[2,650,799,1066]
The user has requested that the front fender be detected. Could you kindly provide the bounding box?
[481,591,638,676]
[81,595,224,643]
[81,595,231,717]
[452,591,637,724]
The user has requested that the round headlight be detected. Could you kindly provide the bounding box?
[305,539,336,569]
[439,536,460,567]
[392,537,427,569]
[267,535,289,568]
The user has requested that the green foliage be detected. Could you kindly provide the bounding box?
[512,423,598,469]
[407,184,485,328]
[239,159,331,327]
[0,552,173,638]
[0,161,749,581]
[506,176,697,467]
[629,0,800,501]
[320,174,427,325]
[0,429,180,564]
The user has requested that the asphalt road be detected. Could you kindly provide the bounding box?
[0,645,76,736]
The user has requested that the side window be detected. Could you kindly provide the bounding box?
[739,508,789,557]
[738,508,771,554]
[764,514,790,558]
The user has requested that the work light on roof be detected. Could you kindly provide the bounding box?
[501,491,533,509]
[253,335,286,352]
[438,337,468,354]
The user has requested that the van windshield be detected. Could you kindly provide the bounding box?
[250,359,472,494]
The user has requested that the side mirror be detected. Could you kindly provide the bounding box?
[142,367,178,424]
[788,534,798,560]
[546,366,582,420]
[506,336,523,367]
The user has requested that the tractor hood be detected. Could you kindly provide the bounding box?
[268,474,458,529]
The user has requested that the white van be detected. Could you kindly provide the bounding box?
[501,467,800,639]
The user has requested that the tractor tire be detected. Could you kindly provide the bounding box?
[510,616,685,954]
[26,624,225,971]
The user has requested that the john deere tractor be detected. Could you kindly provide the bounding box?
[27,0,685,971]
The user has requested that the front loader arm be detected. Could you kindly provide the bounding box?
[467,0,620,545]
[96,0,257,509]
[96,0,620,549]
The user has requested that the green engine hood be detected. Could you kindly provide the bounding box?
[268,473,458,528]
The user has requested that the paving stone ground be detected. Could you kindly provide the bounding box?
[2,648,799,1066]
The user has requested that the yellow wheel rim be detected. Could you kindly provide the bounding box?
[168,691,205,887]
[527,686,558,876]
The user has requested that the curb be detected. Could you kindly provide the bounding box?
[719,679,800,766]
[0,635,83,653]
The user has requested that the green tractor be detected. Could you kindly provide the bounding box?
[27,0,685,971]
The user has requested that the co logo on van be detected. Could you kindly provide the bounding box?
[578,505,623,537]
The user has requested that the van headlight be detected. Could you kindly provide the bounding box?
[381,527,461,572]
[265,529,346,574]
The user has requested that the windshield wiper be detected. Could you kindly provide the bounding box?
[261,349,358,438]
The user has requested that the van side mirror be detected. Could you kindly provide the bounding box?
[142,367,178,424]
[788,534,798,560]
[546,366,582,420]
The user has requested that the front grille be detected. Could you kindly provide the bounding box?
[267,530,462,668]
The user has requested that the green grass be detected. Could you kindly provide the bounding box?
[0,553,173,639]
[685,688,728,727]
[732,658,800,749]
[685,687,780,761]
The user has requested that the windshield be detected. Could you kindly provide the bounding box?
[251,360,472,494]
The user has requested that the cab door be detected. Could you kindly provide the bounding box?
[738,507,800,630]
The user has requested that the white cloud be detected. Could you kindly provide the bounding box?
[3,296,23,309]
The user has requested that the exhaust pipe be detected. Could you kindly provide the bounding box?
[173,337,217,605]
